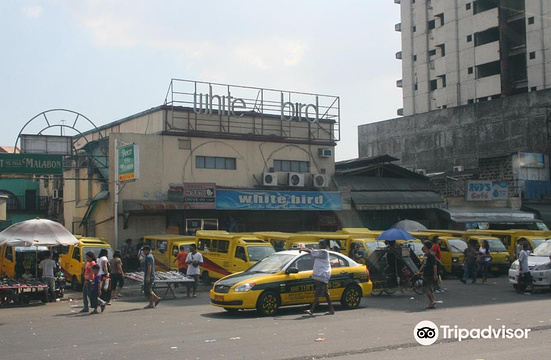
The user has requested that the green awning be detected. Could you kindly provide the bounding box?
[80,190,109,227]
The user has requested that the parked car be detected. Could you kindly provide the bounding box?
[508,240,551,292]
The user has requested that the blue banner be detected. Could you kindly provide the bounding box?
[216,189,343,210]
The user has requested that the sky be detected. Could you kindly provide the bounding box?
[0,0,403,161]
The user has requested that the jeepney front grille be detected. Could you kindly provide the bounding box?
[214,285,231,293]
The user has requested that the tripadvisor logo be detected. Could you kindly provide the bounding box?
[414,320,531,346]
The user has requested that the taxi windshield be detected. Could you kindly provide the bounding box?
[484,239,507,252]
[247,246,276,262]
[247,253,295,273]
[533,241,551,256]
[448,239,467,253]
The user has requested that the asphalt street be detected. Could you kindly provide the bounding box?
[1,276,550,360]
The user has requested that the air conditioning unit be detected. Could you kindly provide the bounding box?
[262,172,278,186]
[453,165,464,173]
[52,189,63,199]
[318,148,333,158]
[288,173,305,187]
[312,174,329,188]
[415,169,427,176]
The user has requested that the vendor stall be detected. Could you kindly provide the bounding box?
[0,278,49,306]
[125,271,194,299]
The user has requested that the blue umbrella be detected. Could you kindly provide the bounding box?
[376,228,414,241]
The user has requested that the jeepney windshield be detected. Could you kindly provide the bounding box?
[247,246,276,262]
[448,239,467,253]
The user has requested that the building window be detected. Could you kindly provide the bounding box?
[428,20,436,30]
[430,79,438,91]
[442,105,447,109]
[274,160,309,173]
[531,86,537,91]
[475,27,500,46]
[467,35,473,42]
[528,17,534,25]
[414,83,418,91]
[196,156,236,170]
[436,13,445,26]
[436,43,446,56]
[468,67,474,74]
[468,99,474,104]
[413,25,416,32]
[438,74,447,88]
[428,49,437,57]
[529,52,536,59]
[413,54,417,62]
[473,0,499,15]
[476,60,501,79]
[466,3,471,10]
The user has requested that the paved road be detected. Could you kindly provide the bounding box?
[1,277,549,360]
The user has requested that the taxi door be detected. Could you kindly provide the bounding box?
[327,253,352,301]
[154,240,170,271]
[232,245,250,273]
[66,246,82,284]
[279,253,315,305]
[1,245,15,278]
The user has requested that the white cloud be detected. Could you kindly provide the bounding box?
[21,5,43,18]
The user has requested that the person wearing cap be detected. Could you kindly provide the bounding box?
[300,239,335,316]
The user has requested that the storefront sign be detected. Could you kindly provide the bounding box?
[117,144,140,182]
[216,190,343,210]
[183,183,216,209]
[466,181,508,201]
[0,153,63,175]
[519,153,545,168]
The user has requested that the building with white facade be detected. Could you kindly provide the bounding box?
[395,0,551,116]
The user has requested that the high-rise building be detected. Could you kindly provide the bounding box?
[395,0,551,116]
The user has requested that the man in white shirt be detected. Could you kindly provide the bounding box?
[185,244,203,297]
[301,240,335,316]
[38,252,57,301]
[518,242,534,294]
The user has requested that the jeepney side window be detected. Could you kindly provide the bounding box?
[273,240,285,251]
[291,254,313,272]
[172,245,179,255]
[5,246,13,261]
[235,246,247,261]
[157,241,167,253]
[72,247,81,261]
[440,242,449,251]
[198,238,210,251]
[218,240,229,253]
[144,239,154,250]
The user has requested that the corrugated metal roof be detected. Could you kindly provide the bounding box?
[335,176,433,191]
[351,191,444,210]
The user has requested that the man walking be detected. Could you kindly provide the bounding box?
[38,252,57,301]
[142,246,161,309]
[419,241,438,309]
[301,240,335,316]
[185,244,203,297]
[518,242,534,294]
[461,241,478,284]
[431,237,443,293]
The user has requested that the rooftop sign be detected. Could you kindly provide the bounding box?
[0,154,63,175]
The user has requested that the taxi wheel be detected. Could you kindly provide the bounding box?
[201,271,211,286]
[341,285,362,309]
[71,276,81,291]
[256,291,280,316]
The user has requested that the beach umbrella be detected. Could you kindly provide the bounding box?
[392,219,427,232]
[0,218,78,247]
[376,228,414,241]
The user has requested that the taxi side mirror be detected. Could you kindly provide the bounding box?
[286,267,299,274]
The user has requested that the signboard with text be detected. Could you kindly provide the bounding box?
[183,183,216,209]
[117,144,140,182]
[466,181,509,201]
[519,153,545,168]
[216,189,343,210]
[0,153,63,175]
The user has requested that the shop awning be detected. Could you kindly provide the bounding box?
[521,204,551,224]
[80,190,109,226]
[351,191,444,210]
[438,207,535,224]
[123,200,188,212]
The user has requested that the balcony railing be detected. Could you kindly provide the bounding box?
[6,196,49,212]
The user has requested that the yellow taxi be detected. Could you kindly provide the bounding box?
[210,250,372,316]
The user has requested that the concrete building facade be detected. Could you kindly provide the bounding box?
[396,0,551,116]
[64,80,343,248]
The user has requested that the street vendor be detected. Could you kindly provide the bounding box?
[38,252,57,301]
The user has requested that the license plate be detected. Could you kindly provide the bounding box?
[214,295,224,301]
